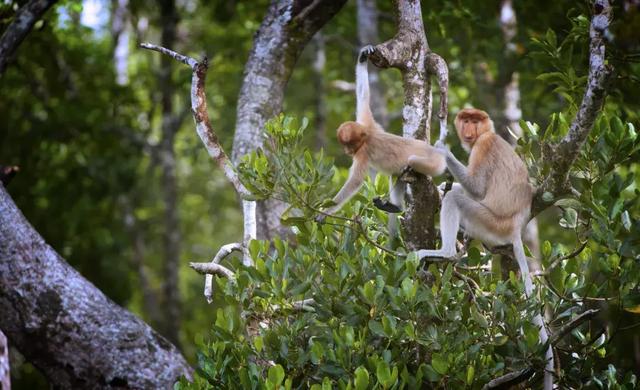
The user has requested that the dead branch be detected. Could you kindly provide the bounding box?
[189,262,235,278]
[426,52,449,142]
[140,42,249,198]
[203,243,243,303]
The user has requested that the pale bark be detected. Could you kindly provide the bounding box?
[533,0,613,215]
[366,0,448,249]
[231,0,347,240]
[0,0,57,75]
[0,184,191,388]
[0,330,9,390]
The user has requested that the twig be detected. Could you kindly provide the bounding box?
[203,243,243,303]
[483,309,600,388]
[139,43,198,69]
[189,262,235,278]
[545,240,588,272]
[549,309,600,344]
[482,368,534,390]
[271,298,316,312]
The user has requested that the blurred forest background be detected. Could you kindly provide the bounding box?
[1,0,639,388]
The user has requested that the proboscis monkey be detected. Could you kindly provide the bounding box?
[319,46,445,219]
[417,108,554,389]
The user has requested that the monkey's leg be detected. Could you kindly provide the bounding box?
[513,235,554,389]
[407,155,441,176]
[416,188,463,259]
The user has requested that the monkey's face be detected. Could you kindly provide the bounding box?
[455,108,493,150]
[337,122,367,155]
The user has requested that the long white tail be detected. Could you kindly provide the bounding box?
[513,235,554,390]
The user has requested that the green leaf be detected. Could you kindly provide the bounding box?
[268,365,285,386]
[254,336,263,353]
[354,366,370,390]
[431,353,449,375]
[466,365,475,385]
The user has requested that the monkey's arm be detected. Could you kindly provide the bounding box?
[443,152,487,199]
[325,153,369,215]
[356,46,375,127]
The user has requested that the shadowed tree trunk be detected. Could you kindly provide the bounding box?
[0,330,8,390]
[231,0,347,240]
[158,0,182,348]
[0,0,57,76]
[0,184,191,388]
[367,0,446,249]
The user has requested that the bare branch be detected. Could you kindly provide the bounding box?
[533,0,613,215]
[550,309,600,344]
[484,309,601,388]
[139,42,197,68]
[271,298,316,312]
[0,0,58,75]
[482,368,534,390]
[189,262,235,278]
[330,80,356,92]
[203,243,243,303]
[140,43,249,197]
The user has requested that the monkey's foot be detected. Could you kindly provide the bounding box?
[373,197,402,213]
[358,45,375,63]
[399,166,417,183]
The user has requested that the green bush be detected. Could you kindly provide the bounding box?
[178,115,638,389]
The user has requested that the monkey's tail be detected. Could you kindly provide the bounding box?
[513,234,554,390]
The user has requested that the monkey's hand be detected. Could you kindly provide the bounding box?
[358,45,375,63]
[434,140,451,157]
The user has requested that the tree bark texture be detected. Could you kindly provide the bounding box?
[158,0,182,348]
[0,330,9,390]
[0,0,57,76]
[367,0,443,249]
[0,185,191,388]
[231,0,347,240]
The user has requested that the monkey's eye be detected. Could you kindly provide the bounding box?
[464,120,469,123]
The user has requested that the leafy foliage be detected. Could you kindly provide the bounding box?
[180,117,638,389]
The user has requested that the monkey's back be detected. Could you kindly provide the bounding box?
[471,133,532,218]
[366,130,443,174]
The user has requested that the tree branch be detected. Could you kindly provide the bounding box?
[532,0,613,215]
[0,184,191,387]
[189,262,235,278]
[0,0,58,75]
[140,42,249,198]
[202,243,244,303]
[484,308,601,389]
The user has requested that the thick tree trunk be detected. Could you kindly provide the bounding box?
[111,0,130,85]
[0,0,57,75]
[231,0,347,240]
[158,0,182,348]
[367,0,443,249]
[0,330,9,390]
[0,185,191,388]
